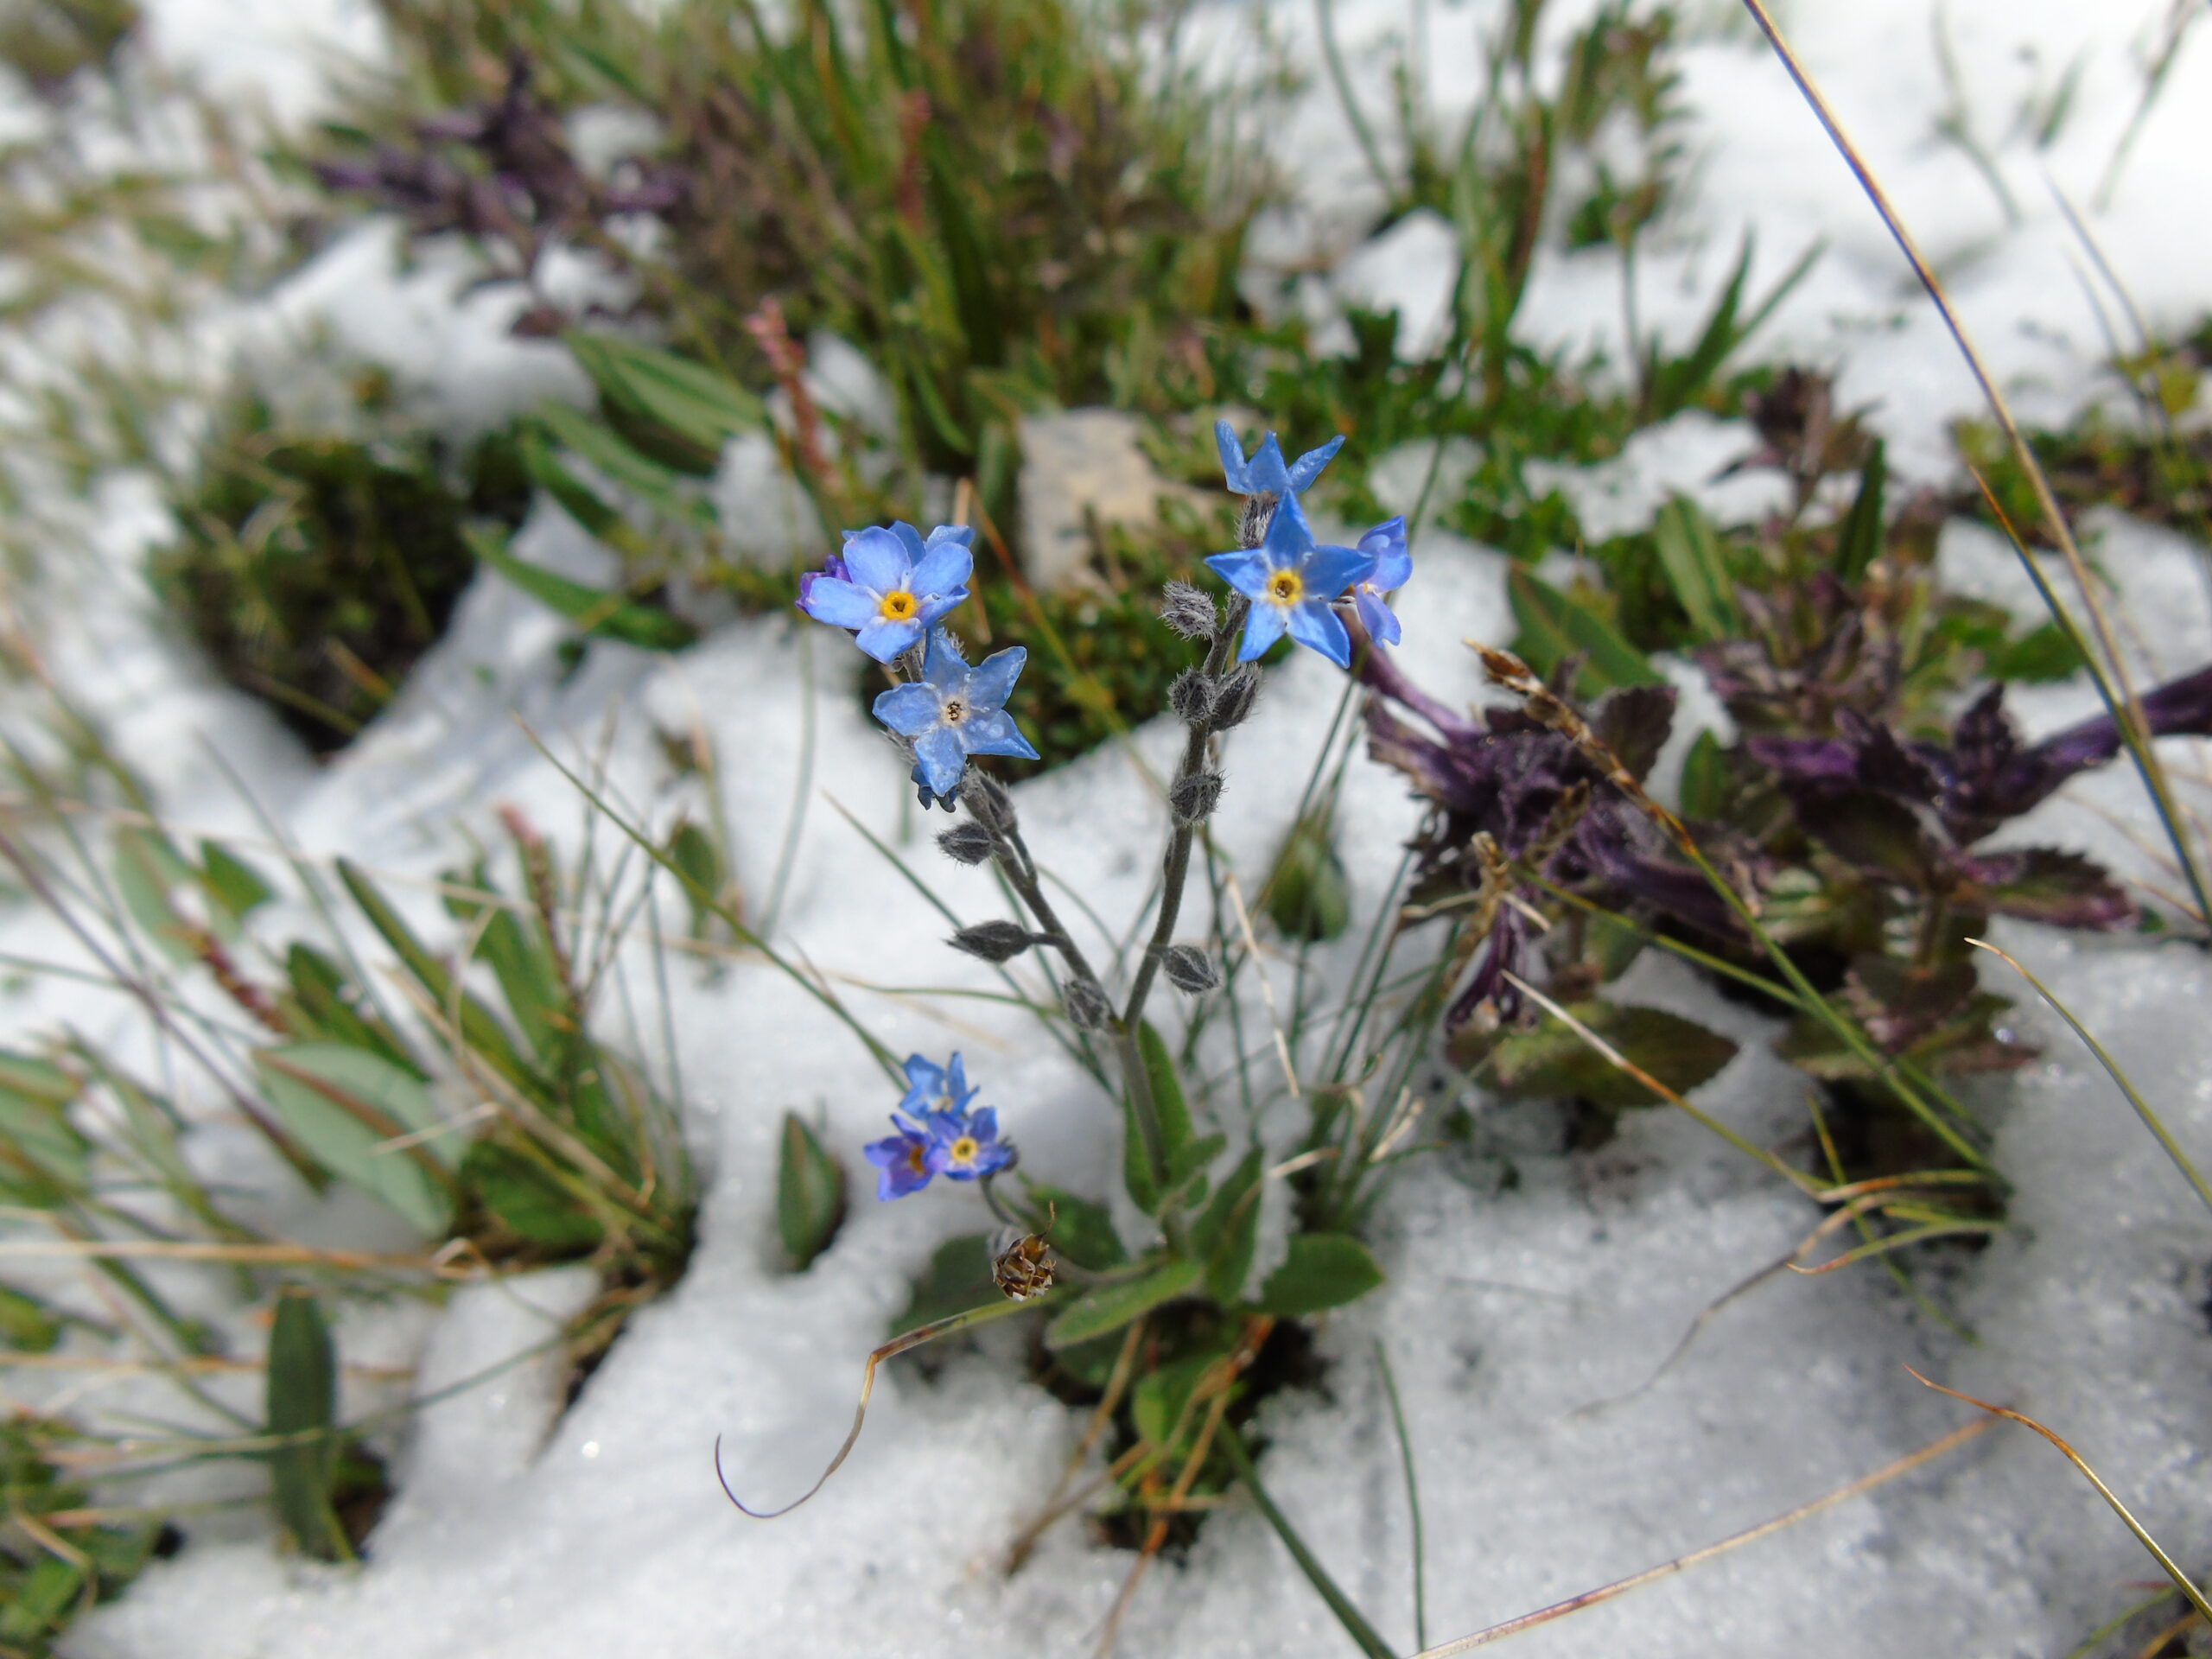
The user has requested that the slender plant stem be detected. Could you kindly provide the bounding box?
[1376,1341,1428,1651]
[1219,1422,1400,1659]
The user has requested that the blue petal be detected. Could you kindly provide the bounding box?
[963,710,1039,760]
[1215,419,1252,493]
[944,1053,972,1109]
[843,525,909,594]
[1237,601,1288,661]
[1359,516,1409,575]
[1287,434,1346,493]
[909,540,974,600]
[1205,550,1274,599]
[797,576,877,631]
[913,725,968,795]
[967,1106,999,1143]
[914,589,968,631]
[966,645,1027,711]
[891,521,929,564]
[921,626,971,686]
[1245,433,1293,497]
[925,524,976,550]
[872,682,944,737]
[1261,491,1316,557]
[1303,542,1376,598]
[855,616,925,662]
[1285,600,1352,667]
[1356,587,1402,646]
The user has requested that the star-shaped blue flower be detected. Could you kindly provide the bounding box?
[863,1118,939,1200]
[897,1052,979,1122]
[1205,494,1376,668]
[1216,421,1345,499]
[798,522,973,662]
[872,629,1039,799]
[1348,516,1413,646]
[926,1105,1012,1181]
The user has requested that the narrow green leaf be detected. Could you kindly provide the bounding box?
[1835,436,1887,583]
[1124,1020,1198,1216]
[281,944,420,1072]
[1217,1424,1399,1659]
[461,1140,602,1250]
[776,1112,848,1271]
[200,839,274,921]
[562,334,766,456]
[1192,1146,1265,1304]
[1506,566,1661,695]
[1046,1256,1202,1349]
[466,525,698,652]
[1678,728,1726,820]
[253,1046,453,1235]
[535,403,715,528]
[1258,1233,1384,1318]
[1,1555,86,1641]
[266,1289,346,1561]
[1132,1349,1232,1453]
[0,1052,88,1204]
[111,825,199,962]
[1651,493,1737,639]
[518,422,621,537]
[0,1282,62,1351]
[445,865,569,1063]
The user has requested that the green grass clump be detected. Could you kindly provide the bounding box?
[0,1414,168,1657]
[150,390,531,752]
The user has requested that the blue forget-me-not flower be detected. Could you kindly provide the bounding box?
[897,1052,979,1122]
[798,522,973,662]
[1349,516,1413,646]
[863,1118,938,1201]
[928,1105,1011,1181]
[1216,420,1345,501]
[863,1052,1013,1198]
[1205,493,1376,669]
[873,628,1039,800]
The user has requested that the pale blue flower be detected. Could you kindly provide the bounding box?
[1349,517,1413,646]
[897,1052,979,1122]
[1205,494,1376,668]
[872,629,1039,799]
[1215,421,1345,499]
[798,523,973,662]
[926,1105,1012,1181]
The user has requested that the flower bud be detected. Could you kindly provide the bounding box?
[1160,581,1218,640]
[1168,668,1215,726]
[1237,493,1277,550]
[1168,769,1224,826]
[1160,944,1218,994]
[1064,977,1113,1031]
[959,768,1018,834]
[1211,665,1260,730]
[936,821,996,865]
[949,920,1034,963]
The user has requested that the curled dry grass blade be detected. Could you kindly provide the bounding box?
[1735,0,2212,939]
[1906,1370,2212,1624]
[1966,937,2212,1219]
[714,1293,1052,1520]
[1409,1418,1993,1655]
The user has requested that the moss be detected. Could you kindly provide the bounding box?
[151,398,531,753]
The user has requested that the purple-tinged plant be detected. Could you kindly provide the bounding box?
[872,629,1038,803]
[799,524,974,662]
[1205,494,1375,669]
[794,549,849,616]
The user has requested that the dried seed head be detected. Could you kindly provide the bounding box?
[949,920,1035,963]
[1064,977,1113,1031]
[992,1232,1056,1301]
[1160,581,1219,640]
[1211,664,1261,730]
[1237,492,1278,550]
[1167,769,1224,826]
[958,768,1018,834]
[936,820,996,866]
[1160,944,1219,994]
[1168,668,1216,725]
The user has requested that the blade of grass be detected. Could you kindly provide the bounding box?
[1375,1340,1428,1650]
[1218,1421,1399,1659]
[1966,937,2212,1219]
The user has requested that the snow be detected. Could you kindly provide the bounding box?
[2,0,2210,1655]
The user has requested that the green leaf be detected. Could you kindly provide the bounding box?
[1678,728,1726,820]
[776,1112,848,1271]
[0,1283,62,1351]
[1490,999,1738,1108]
[1258,1234,1384,1318]
[563,334,766,461]
[889,1233,998,1338]
[0,1554,85,1641]
[534,403,715,529]
[1124,1020,1198,1216]
[461,1141,602,1251]
[1192,1146,1265,1304]
[445,863,569,1064]
[1265,812,1351,942]
[1506,566,1662,695]
[1046,1256,1202,1349]
[111,825,200,963]
[1132,1349,1233,1453]
[266,1289,346,1562]
[466,524,697,652]
[1024,1181,1126,1271]
[1651,493,1738,640]
[199,839,274,923]
[253,1046,454,1235]
[279,944,420,1071]
[518,421,621,537]
[0,1052,87,1205]
[666,820,722,937]
[1834,437,1886,583]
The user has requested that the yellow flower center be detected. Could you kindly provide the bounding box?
[948,1135,980,1166]
[878,588,918,622]
[1267,569,1303,607]
[904,1141,930,1174]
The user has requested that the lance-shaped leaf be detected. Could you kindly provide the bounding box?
[466,525,698,652]
[0,1052,87,1205]
[253,1046,454,1235]
[1046,1256,1203,1348]
[1491,999,1738,1109]
[1652,493,1738,640]
[1124,1020,1199,1216]
[1507,566,1662,696]
[266,1290,346,1561]
[1258,1233,1384,1318]
[563,333,766,471]
[776,1112,847,1272]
